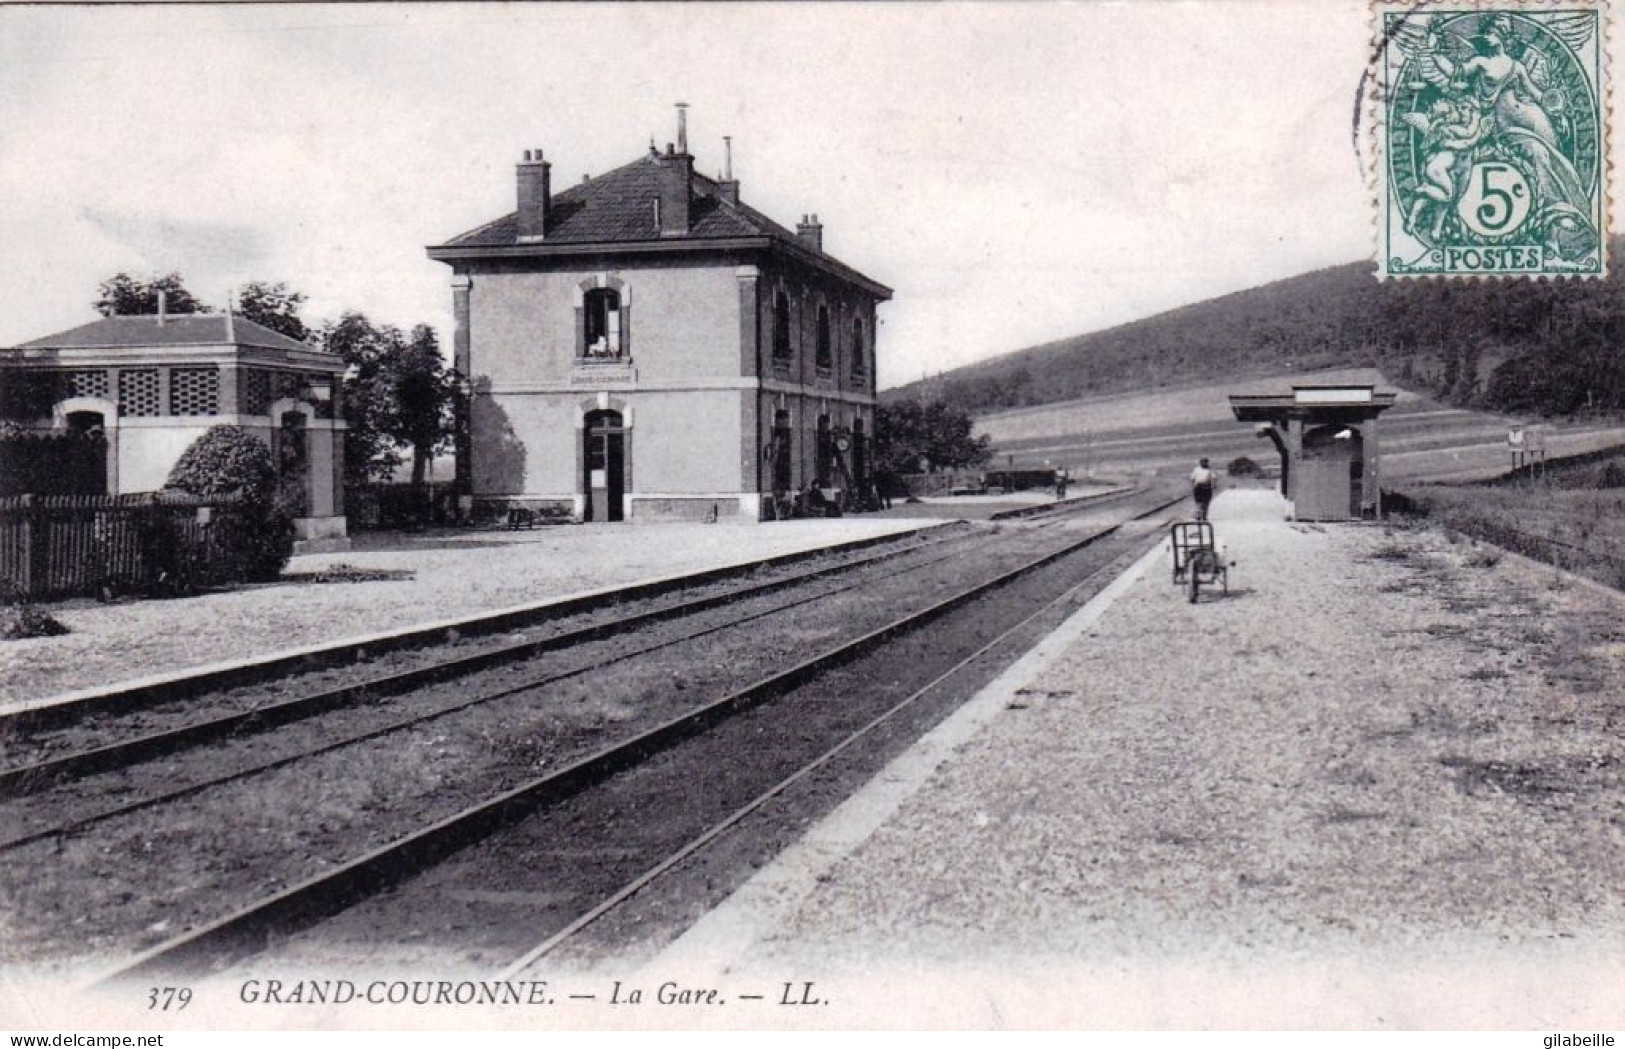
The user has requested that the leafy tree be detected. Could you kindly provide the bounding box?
[386,325,454,484]
[319,313,452,485]
[94,273,211,317]
[321,312,404,485]
[874,400,992,478]
[235,281,309,342]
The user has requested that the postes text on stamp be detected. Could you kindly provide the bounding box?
[1375,2,1608,278]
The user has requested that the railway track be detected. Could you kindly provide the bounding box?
[1,485,1145,801]
[0,528,970,798]
[0,523,1020,854]
[78,487,1184,983]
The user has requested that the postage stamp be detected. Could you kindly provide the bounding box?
[1374,1,1610,277]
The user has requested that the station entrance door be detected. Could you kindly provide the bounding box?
[583,410,625,523]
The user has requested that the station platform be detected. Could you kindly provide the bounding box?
[644,487,1625,1029]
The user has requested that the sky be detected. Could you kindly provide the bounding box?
[0,2,1619,391]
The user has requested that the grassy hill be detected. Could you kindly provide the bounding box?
[974,366,1625,484]
[888,237,1625,420]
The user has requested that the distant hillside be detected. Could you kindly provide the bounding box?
[971,366,1625,486]
[889,237,1625,420]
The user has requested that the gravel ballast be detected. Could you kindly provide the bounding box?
[650,487,1625,1028]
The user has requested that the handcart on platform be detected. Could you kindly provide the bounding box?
[1170,520,1232,604]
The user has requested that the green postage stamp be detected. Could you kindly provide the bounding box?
[1375,1,1609,277]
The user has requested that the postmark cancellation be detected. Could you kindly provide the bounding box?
[1374,1,1610,278]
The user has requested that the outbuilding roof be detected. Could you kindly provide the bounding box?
[16,314,318,355]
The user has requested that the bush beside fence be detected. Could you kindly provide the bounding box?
[0,493,254,600]
[0,430,107,497]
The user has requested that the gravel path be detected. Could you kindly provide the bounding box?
[0,518,929,706]
[651,488,1625,1028]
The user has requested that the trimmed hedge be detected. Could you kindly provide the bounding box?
[0,428,107,497]
[166,426,295,582]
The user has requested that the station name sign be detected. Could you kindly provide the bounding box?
[1293,387,1375,405]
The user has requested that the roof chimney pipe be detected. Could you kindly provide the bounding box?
[717,135,740,205]
[676,101,689,155]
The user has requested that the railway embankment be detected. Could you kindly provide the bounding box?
[652,487,1625,1028]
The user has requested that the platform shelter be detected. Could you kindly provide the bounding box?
[1228,384,1397,521]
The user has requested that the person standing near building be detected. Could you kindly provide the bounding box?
[1191,458,1217,521]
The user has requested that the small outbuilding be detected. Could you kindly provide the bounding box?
[0,311,348,542]
[1228,384,1397,521]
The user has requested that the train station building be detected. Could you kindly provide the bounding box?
[427,119,891,523]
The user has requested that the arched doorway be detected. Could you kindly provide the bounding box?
[52,397,119,495]
[851,418,867,488]
[1298,423,1363,521]
[275,409,311,516]
[583,409,625,522]
[771,409,793,494]
[814,414,832,487]
[63,410,110,495]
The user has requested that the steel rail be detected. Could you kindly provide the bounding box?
[986,484,1143,521]
[8,486,1142,795]
[93,492,1180,985]
[0,533,982,852]
[0,528,972,796]
[3,524,957,736]
[495,498,1182,976]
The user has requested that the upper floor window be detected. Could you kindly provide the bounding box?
[771,290,791,361]
[584,287,623,358]
[851,317,866,376]
[815,304,832,370]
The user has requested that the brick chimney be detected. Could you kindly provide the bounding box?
[517,148,551,242]
[657,143,692,237]
[796,214,823,253]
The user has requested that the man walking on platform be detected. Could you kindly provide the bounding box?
[1191,458,1217,521]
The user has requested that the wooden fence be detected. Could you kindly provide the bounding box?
[0,493,249,600]
[347,482,461,530]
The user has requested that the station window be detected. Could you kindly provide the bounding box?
[815,305,832,370]
[772,290,791,361]
[584,287,623,358]
[851,317,866,376]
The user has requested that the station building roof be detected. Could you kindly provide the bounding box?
[429,148,892,299]
[1230,385,1398,423]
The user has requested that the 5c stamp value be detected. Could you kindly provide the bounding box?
[1375,1,1609,277]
